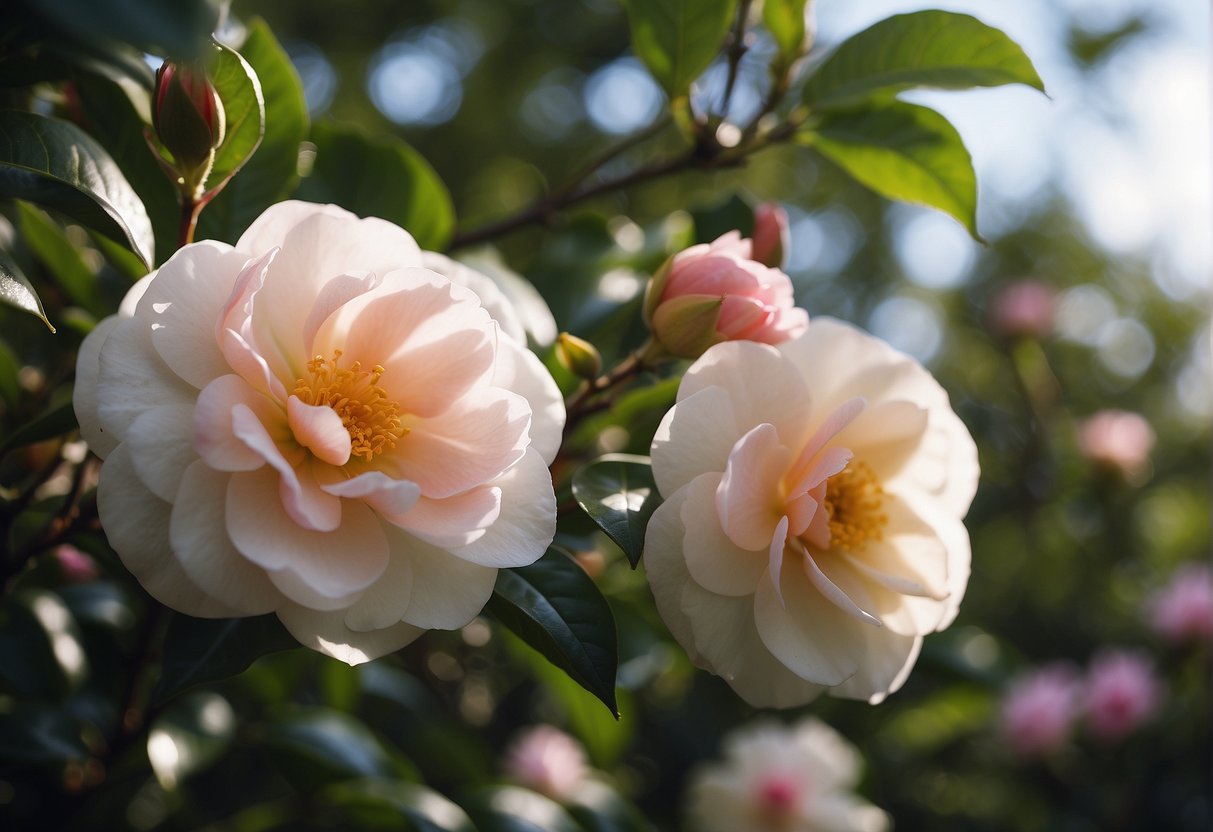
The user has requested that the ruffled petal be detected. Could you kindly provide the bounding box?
[73,317,120,459]
[96,317,198,442]
[715,423,791,551]
[681,473,767,597]
[387,527,499,629]
[491,336,565,465]
[193,374,286,472]
[651,385,740,498]
[123,403,198,502]
[387,487,500,549]
[447,448,555,568]
[277,602,424,666]
[287,395,352,466]
[321,472,421,517]
[170,461,281,614]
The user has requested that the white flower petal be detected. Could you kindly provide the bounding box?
[287,395,352,466]
[341,533,414,632]
[96,317,197,442]
[388,487,500,548]
[715,424,792,551]
[193,374,283,472]
[227,467,388,601]
[322,472,421,517]
[491,336,565,465]
[123,404,198,502]
[422,251,528,344]
[169,461,280,614]
[140,241,249,388]
[388,527,500,629]
[277,602,424,666]
[97,444,239,618]
[651,385,740,498]
[74,318,121,458]
[448,448,555,568]
[681,473,767,597]
[829,630,922,705]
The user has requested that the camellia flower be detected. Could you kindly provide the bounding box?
[1076,409,1155,484]
[687,717,889,832]
[644,319,978,707]
[74,202,564,663]
[503,724,590,801]
[643,232,808,360]
[1147,563,1213,645]
[999,663,1082,758]
[1082,650,1162,743]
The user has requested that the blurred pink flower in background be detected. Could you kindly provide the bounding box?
[751,202,790,269]
[999,663,1082,757]
[1076,409,1155,484]
[1147,563,1213,645]
[54,544,99,584]
[1083,650,1162,743]
[503,724,589,801]
[988,280,1055,340]
[686,717,889,832]
[644,231,808,359]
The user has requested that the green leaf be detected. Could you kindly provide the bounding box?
[804,101,979,238]
[323,779,477,832]
[802,11,1045,110]
[462,786,583,832]
[197,19,308,243]
[299,123,455,251]
[23,0,220,61]
[763,0,811,71]
[0,402,77,460]
[153,613,298,705]
[488,547,619,716]
[261,709,406,791]
[572,455,662,569]
[17,201,106,316]
[0,111,154,266]
[202,40,266,192]
[0,246,53,332]
[147,691,236,790]
[622,0,738,99]
[72,71,180,266]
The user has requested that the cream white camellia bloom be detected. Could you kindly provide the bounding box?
[687,717,889,832]
[645,318,978,707]
[74,201,565,663]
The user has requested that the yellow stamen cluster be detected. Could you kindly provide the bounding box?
[823,459,888,552]
[292,349,406,462]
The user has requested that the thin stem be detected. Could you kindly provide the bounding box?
[719,0,754,121]
[178,196,203,249]
[550,116,672,205]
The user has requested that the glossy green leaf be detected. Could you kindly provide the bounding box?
[153,612,298,705]
[804,101,979,238]
[489,547,619,716]
[323,779,477,832]
[463,786,582,832]
[17,201,106,316]
[622,0,737,99]
[763,0,811,71]
[0,402,78,460]
[299,123,454,251]
[23,0,220,61]
[0,703,88,764]
[0,246,53,332]
[572,454,662,568]
[147,691,236,790]
[202,40,266,192]
[261,709,406,791]
[802,11,1046,110]
[198,19,308,243]
[0,111,154,266]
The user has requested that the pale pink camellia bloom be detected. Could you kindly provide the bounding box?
[645,319,978,707]
[999,663,1081,758]
[687,718,889,832]
[643,231,808,360]
[1083,650,1162,743]
[1076,409,1156,484]
[503,724,590,801]
[751,203,790,269]
[988,280,1054,340]
[73,201,564,663]
[1147,563,1213,645]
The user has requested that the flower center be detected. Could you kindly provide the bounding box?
[292,349,406,461]
[823,460,887,552]
[755,774,801,828]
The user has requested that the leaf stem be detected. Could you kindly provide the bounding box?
[719,0,754,121]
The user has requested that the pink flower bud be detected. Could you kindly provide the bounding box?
[999,663,1081,758]
[55,544,99,584]
[644,232,808,360]
[751,203,790,269]
[503,725,589,801]
[1147,564,1213,645]
[1076,409,1155,483]
[989,280,1055,340]
[153,61,226,173]
[1083,650,1161,743]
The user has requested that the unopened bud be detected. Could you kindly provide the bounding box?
[556,332,602,380]
[153,61,226,177]
[751,202,790,268]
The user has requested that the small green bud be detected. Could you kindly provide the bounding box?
[556,332,603,380]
